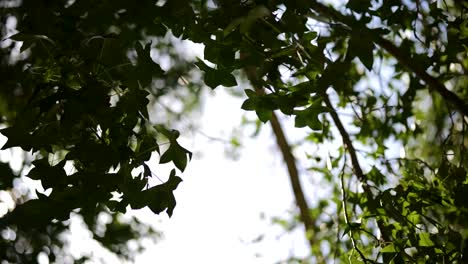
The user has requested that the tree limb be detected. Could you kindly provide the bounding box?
[241,52,320,259]
[322,94,391,243]
[309,0,468,117]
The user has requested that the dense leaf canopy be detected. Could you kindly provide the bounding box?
[0,0,467,263]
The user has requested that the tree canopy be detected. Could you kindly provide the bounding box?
[1,0,467,263]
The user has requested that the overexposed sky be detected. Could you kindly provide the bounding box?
[134,88,310,263]
[129,40,313,263]
[63,41,312,263]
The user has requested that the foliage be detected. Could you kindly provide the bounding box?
[1,0,468,263]
[0,0,201,262]
[195,1,468,263]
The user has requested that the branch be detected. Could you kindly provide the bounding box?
[322,94,391,243]
[269,112,315,235]
[240,52,320,259]
[374,36,468,116]
[340,155,369,263]
[309,0,468,117]
[323,96,364,182]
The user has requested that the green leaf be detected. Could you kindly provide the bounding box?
[224,18,243,37]
[367,166,387,186]
[239,5,271,33]
[159,140,192,172]
[205,69,237,88]
[7,32,55,52]
[137,135,159,162]
[155,125,180,141]
[342,225,352,238]
[244,89,257,98]
[1,199,55,228]
[418,232,435,247]
[348,33,374,71]
[156,126,192,171]
[346,0,372,13]
[256,108,272,122]
[0,126,32,151]
[270,46,296,59]
[27,159,67,190]
[303,31,318,42]
[381,244,397,253]
[294,103,328,130]
[241,98,257,111]
[134,41,164,87]
[129,169,182,217]
[0,162,16,189]
[143,163,152,178]
[195,59,237,89]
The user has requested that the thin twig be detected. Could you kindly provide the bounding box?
[322,93,391,243]
[307,0,468,117]
[340,155,368,263]
[413,0,425,46]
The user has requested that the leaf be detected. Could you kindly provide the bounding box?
[342,225,352,238]
[195,59,237,89]
[159,140,192,172]
[205,69,237,88]
[155,125,180,141]
[1,199,55,228]
[0,123,36,151]
[270,46,296,59]
[294,103,328,130]
[7,32,55,53]
[137,135,159,162]
[9,32,55,44]
[255,108,272,122]
[204,42,235,67]
[0,162,16,189]
[134,41,165,87]
[28,159,68,190]
[342,222,361,238]
[224,18,243,37]
[281,9,307,33]
[346,0,372,13]
[156,126,192,171]
[367,166,387,186]
[239,5,271,33]
[348,32,374,71]
[303,31,318,42]
[118,88,150,118]
[418,232,435,247]
[381,244,397,253]
[143,163,152,178]
[130,169,183,217]
[0,128,25,150]
[241,90,259,110]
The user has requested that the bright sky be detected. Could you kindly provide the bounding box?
[134,89,310,263]
[60,89,312,264]
[68,42,312,263]
[125,41,313,263]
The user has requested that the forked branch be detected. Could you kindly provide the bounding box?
[309,0,468,117]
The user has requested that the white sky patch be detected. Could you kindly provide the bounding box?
[133,88,307,263]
